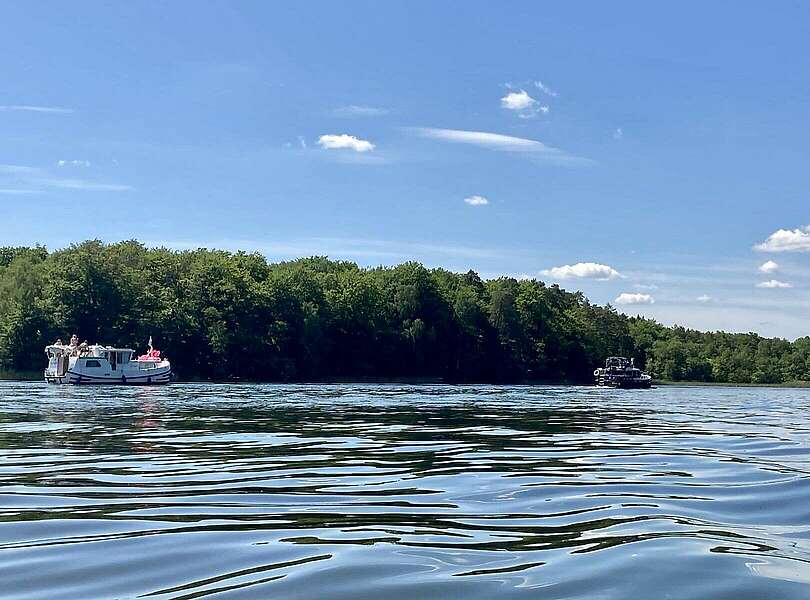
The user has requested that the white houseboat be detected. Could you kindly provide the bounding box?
[44,337,171,385]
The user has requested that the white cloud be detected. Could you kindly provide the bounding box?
[696,294,713,303]
[332,105,389,118]
[534,81,558,97]
[501,90,548,118]
[759,260,779,273]
[541,262,622,281]
[464,195,489,206]
[613,128,624,140]
[754,226,810,252]
[615,292,655,305]
[633,283,658,290]
[0,105,73,114]
[501,90,536,111]
[297,136,307,150]
[57,160,91,167]
[756,279,793,289]
[412,127,591,164]
[317,134,375,153]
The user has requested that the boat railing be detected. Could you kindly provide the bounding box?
[136,360,164,370]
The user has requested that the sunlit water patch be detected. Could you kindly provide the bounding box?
[1,382,810,599]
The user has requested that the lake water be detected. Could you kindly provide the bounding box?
[1,382,810,599]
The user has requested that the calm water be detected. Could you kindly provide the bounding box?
[2,383,810,599]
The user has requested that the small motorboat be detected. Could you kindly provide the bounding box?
[594,356,652,388]
[44,337,171,385]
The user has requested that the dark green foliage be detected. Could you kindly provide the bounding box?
[635,322,810,384]
[0,241,807,383]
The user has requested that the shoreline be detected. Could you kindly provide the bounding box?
[653,379,810,389]
[3,370,810,388]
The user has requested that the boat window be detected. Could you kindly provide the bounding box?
[85,360,102,368]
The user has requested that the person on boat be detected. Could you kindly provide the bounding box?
[55,338,63,346]
[69,334,79,356]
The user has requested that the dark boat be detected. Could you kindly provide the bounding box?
[594,356,652,388]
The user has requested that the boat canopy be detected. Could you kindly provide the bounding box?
[87,344,136,353]
[45,344,137,358]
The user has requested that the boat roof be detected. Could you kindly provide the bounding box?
[45,344,135,352]
[90,344,136,352]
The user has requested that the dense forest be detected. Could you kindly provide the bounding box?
[1,240,808,384]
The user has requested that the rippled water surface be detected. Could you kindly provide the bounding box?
[2,382,810,599]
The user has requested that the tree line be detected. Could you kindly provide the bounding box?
[1,241,808,384]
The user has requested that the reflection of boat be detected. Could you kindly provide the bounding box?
[594,357,652,388]
[44,338,171,385]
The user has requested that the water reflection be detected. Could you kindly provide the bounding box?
[1,383,809,599]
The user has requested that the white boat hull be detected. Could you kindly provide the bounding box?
[45,364,171,385]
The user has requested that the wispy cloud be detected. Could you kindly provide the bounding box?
[613,128,624,140]
[57,160,91,167]
[415,127,538,149]
[0,105,74,114]
[463,195,489,206]
[43,178,133,192]
[0,164,40,175]
[331,105,389,118]
[756,279,793,289]
[0,188,44,195]
[541,262,622,280]
[754,226,810,252]
[534,80,558,97]
[615,292,655,305]
[0,163,132,193]
[696,294,714,303]
[145,236,501,262]
[317,134,375,152]
[411,127,591,165]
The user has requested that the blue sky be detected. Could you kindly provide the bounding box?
[2,1,810,338]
